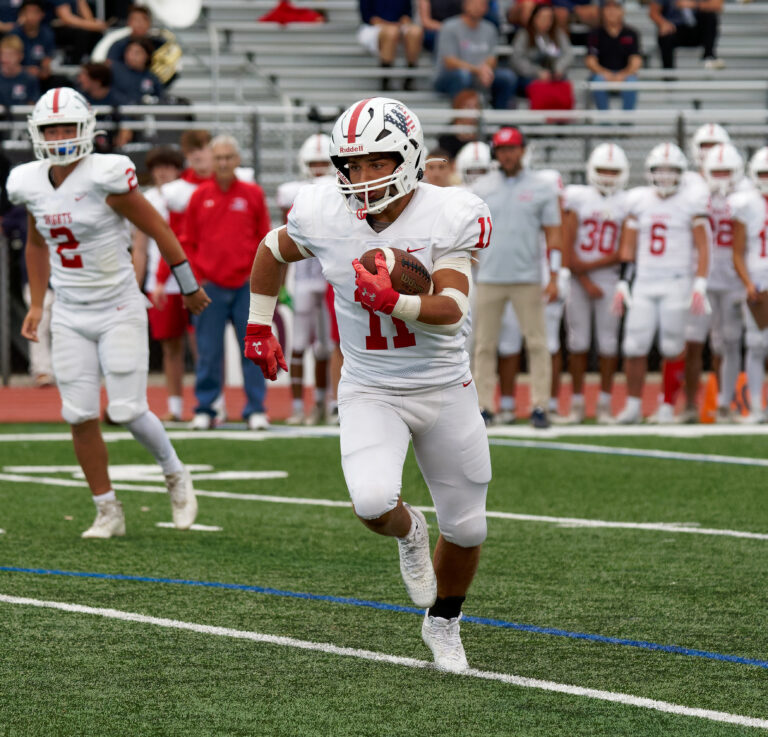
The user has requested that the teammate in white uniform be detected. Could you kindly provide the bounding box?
[563,143,630,423]
[14,88,209,538]
[612,142,710,424]
[245,97,491,673]
[732,147,768,422]
[276,134,336,425]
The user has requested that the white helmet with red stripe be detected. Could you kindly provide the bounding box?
[645,142,688,197]
[329,96,424,215]
[689,123,730,170]
[28,87,95,165]
[298,133,332,178]
[748,147,768,195]
[456,141,491,185]
[587,142,629,195]
[703,142,744,196]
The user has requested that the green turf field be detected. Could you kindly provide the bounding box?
[1,423,766,736]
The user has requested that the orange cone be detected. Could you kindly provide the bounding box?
[699,372,718,424]
[731,371,750,417]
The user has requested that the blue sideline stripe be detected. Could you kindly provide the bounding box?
[2,565,766,670]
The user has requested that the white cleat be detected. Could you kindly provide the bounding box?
[285,410,304,426]
[165,466,198,530]
[613,403,641,425]
[247,412,270,431]
[647,402,675,425]
[397,504,437,608]
[422,613,469,674]
[739,411,765,425]
[493,409,516,425]
[715,406,735,424]
[81,498,125,539]
[303,403,326,426]
[189,413,212,431]
[596,403,612,424]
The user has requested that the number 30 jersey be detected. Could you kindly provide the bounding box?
[287,180,491,390]
[8,153,140,305]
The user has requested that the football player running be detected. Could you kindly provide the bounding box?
[563,143,630,423]
[276,133,336,425]
[731,147,768,423]
[15,88,210,538]
[245,98,491,673]
[612,142,710,424]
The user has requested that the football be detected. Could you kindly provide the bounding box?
[359,247,432,296]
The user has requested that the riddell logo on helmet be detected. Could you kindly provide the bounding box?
[339,144,364,154]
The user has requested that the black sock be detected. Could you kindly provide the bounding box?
[428,595,465,620]
[380,61,392,92]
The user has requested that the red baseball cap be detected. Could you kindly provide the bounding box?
[492,127,525,148]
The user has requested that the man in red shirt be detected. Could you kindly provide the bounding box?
[186,134,271,430]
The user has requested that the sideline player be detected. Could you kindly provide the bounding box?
[244,97,491,673]
[612,142,710,423]
[276,133,336,425]
[731,147,768,422]
[15,87,209,537]
[563,143,630,423]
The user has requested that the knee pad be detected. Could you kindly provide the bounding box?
[622,332,645,358]
[567,332,590,354]
[313,341,330,362]
[660,334,685,358]
[349,482,400,521]
[546,333,560,355]
[438,508,488,548]
[61,401,99,425]
[107,398,147,424]
[596,333,618,357]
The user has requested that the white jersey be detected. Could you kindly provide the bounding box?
[729,188,768,283]
[626,184,708,284]
[707,178,753,291]
[143,186,177,294]
[8,153,139,305]
[564,184,629,282]
[287,181,490,390]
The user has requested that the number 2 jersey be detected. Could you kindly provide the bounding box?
[287,180,491,390]
[8,153,140,305]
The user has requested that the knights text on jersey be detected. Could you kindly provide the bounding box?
[564,184,629,277]
[730,189,768,282]
[8,153,139,305]
[287,181,491,390]
[626,184,708,282]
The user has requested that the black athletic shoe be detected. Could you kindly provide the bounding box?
[530,407,550,429]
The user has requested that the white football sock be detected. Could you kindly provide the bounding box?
[93,489,116,504]
[625,396,641,414]
[598,391,611,407]
[168,395,183,418]
[499,395,515,411]
[571,393,584,407]
[125,411,183,475]
[718,344,741,408]
[746,348,765,412]
[292,398,303,413]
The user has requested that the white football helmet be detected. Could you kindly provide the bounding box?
[298,133,332,179]
[645,142,688,197]
[689,123,730,170]
[748,147,768,195]
[703,142,744,196]
[456,141,492,185]
[28,87,95,165]
[587,142,629,196]
[329,96,425,215]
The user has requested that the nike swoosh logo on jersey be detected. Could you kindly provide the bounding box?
[116,305,126,311]
[74,194,87,201]
[407,247,426,253]
[462,379,473,387]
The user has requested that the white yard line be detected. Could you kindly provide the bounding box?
[0,593,765,730]
[1,471,766,540]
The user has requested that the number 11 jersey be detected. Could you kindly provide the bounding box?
[8,153,140,305]
[287,180,491,391]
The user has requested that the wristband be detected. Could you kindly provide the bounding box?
[548,249,562,272]
[391,294,421,322]
[170,260,199,295]
[693,276,707,294]
[249,292,278,325]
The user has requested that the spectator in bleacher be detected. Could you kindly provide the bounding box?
[585,0,642,110]
[552,0,599,36]
[511,4,574,100]
[424,146,456,186]
[437,87,482,158]
[51,0,107,64]
[418,0,500,51]
[11,1,55,87]
[107,3,152,63]
[357,1,423,92]
[76,61,131,149]
[507,0,550,32]
[434,0,517,110]
[649,0,724,69]
[111,37,164,102]
[0,34,39,107]
[0,0,21,33]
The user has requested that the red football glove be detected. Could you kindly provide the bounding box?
[352,252,399,315]
[244,324,287,381]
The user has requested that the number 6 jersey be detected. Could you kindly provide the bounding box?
[287,180,491,390]
[8,153,140,305]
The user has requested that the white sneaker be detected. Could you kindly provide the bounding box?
[285,410,305,426]
[397,505,437,608]
[81,498,125,539]
[494,409,516,425]
[715,406,735,424]
[189,413,212,431]
[679,406,699,424]
[247,412,270,431]
[303,403,326,426]
[613,403,641,425]
[422,613,469,673]
[739,411,765,425]
[165,466,197,530]
[647,402,675,425]
[212,394,227,425]
[328,407,340,425]
[596,403,612,424]
[703,57,726,70]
